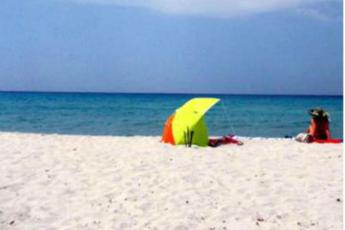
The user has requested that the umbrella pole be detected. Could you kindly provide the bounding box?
[189,131,194,147]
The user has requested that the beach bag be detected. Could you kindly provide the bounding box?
[294,133,313,143]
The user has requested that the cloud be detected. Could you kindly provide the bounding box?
[70,0,340,18]
[297,8,330,20]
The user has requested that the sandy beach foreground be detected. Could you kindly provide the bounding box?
[0,132,342,230]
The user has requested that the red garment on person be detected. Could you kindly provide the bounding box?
[307,118,331,140]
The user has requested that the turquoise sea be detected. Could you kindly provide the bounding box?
[0,92,342,138]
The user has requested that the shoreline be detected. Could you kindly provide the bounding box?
[0,131,310,140]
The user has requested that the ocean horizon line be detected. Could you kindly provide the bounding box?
[0,90,342,98]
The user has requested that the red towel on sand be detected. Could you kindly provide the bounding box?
[209,134,243,147]
[312,139,342,144]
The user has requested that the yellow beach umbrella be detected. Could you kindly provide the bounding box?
[161,98,220,147]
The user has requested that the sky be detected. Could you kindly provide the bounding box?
[0,0,343,95]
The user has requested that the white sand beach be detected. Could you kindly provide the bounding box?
[0,132,342,230]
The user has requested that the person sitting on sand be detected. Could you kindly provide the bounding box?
[306,108,331,140]
[295,108,331,143]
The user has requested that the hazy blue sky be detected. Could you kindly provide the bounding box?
[0,0,343,95]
